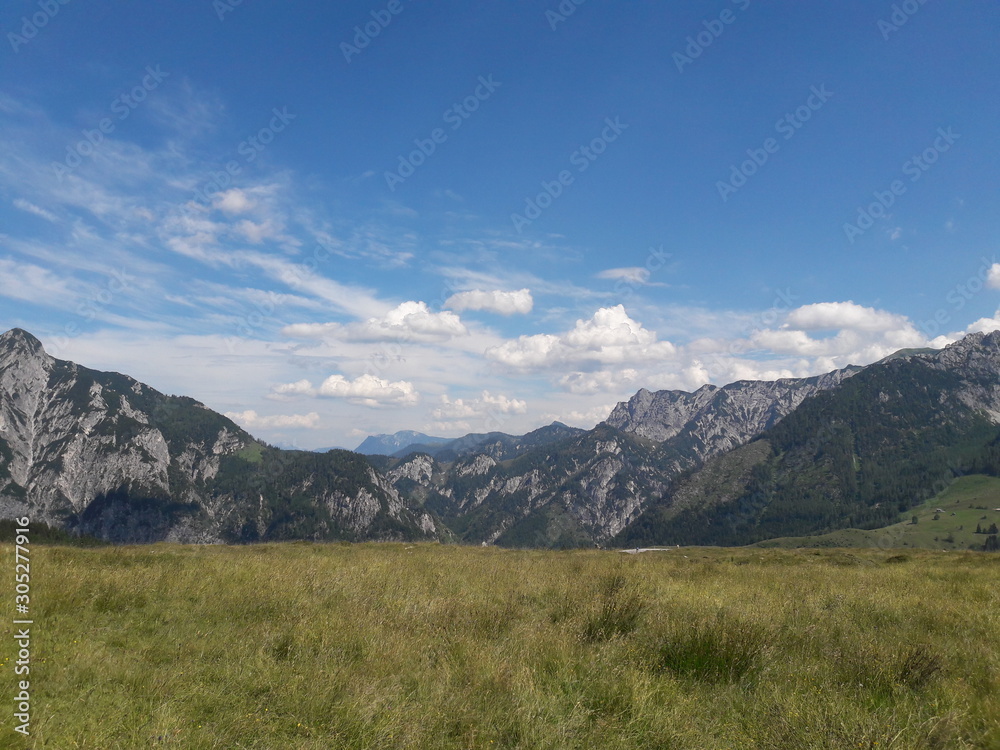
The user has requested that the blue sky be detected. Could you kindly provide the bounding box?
[1,0,999,449]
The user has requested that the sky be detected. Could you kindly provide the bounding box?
[1,1,999,450]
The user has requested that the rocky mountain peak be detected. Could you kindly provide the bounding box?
[0,328,50,365]
[605,365,861,454]
[1,329,436,544]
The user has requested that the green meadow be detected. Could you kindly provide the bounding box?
[2,542,998,749]
[756,475,1000,552]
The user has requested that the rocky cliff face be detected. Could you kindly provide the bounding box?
[922,330,1000,420]
[0,329,435,543]
[383,424,678,547]
[605,366,862,459]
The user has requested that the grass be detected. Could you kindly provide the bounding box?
[756,474,1000,551]
[1,542,998,748]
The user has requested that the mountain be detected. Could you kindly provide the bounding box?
[616,332,1000,548]
[373,367,861,548]
[9,323,1000,551]
[394,422,587,461]
[384,423,676,547]
[355,430,450,455]
[604,366,861,461]
[0,329,437,543]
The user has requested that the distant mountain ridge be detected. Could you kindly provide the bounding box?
[355,431,450,456]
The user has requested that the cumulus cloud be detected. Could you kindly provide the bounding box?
[432,391,528,421]
[271,379,315,397]
[559,369,639,394]
[987,264,1000,290]
[487,306,676,370]
[283,301,467,343]
[444,288,533,315]
[784,301,909,333]
[272,374,419,407]
[966,311,1000,335]
[225,410,321,429]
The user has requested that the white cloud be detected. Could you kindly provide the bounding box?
[13,199,58,223]
[986,264,1000,290]
[559,369,639,394]
[283,301,467,343]
[966,311,1000,335]
[751,328,827,356]
[486,333,562,369]
[235,218,282,244]
[271,379,315,397]
[212,189,254,215]
[595,267,649,284]
[444,288,533,315]
[0,258,74,302]
[785,301,908,333]
[487,305,676,371]
[273,374,420,408]
[225,410,321,430]
[432,391,528,420]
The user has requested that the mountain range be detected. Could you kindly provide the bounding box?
[354,431,451,456]
[3,326,1000,548]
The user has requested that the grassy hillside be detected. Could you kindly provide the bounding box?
[756,474,1000,551]
[2,542,998,748]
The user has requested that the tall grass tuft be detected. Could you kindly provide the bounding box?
[651,614,767,683]
[582,572,648,641]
